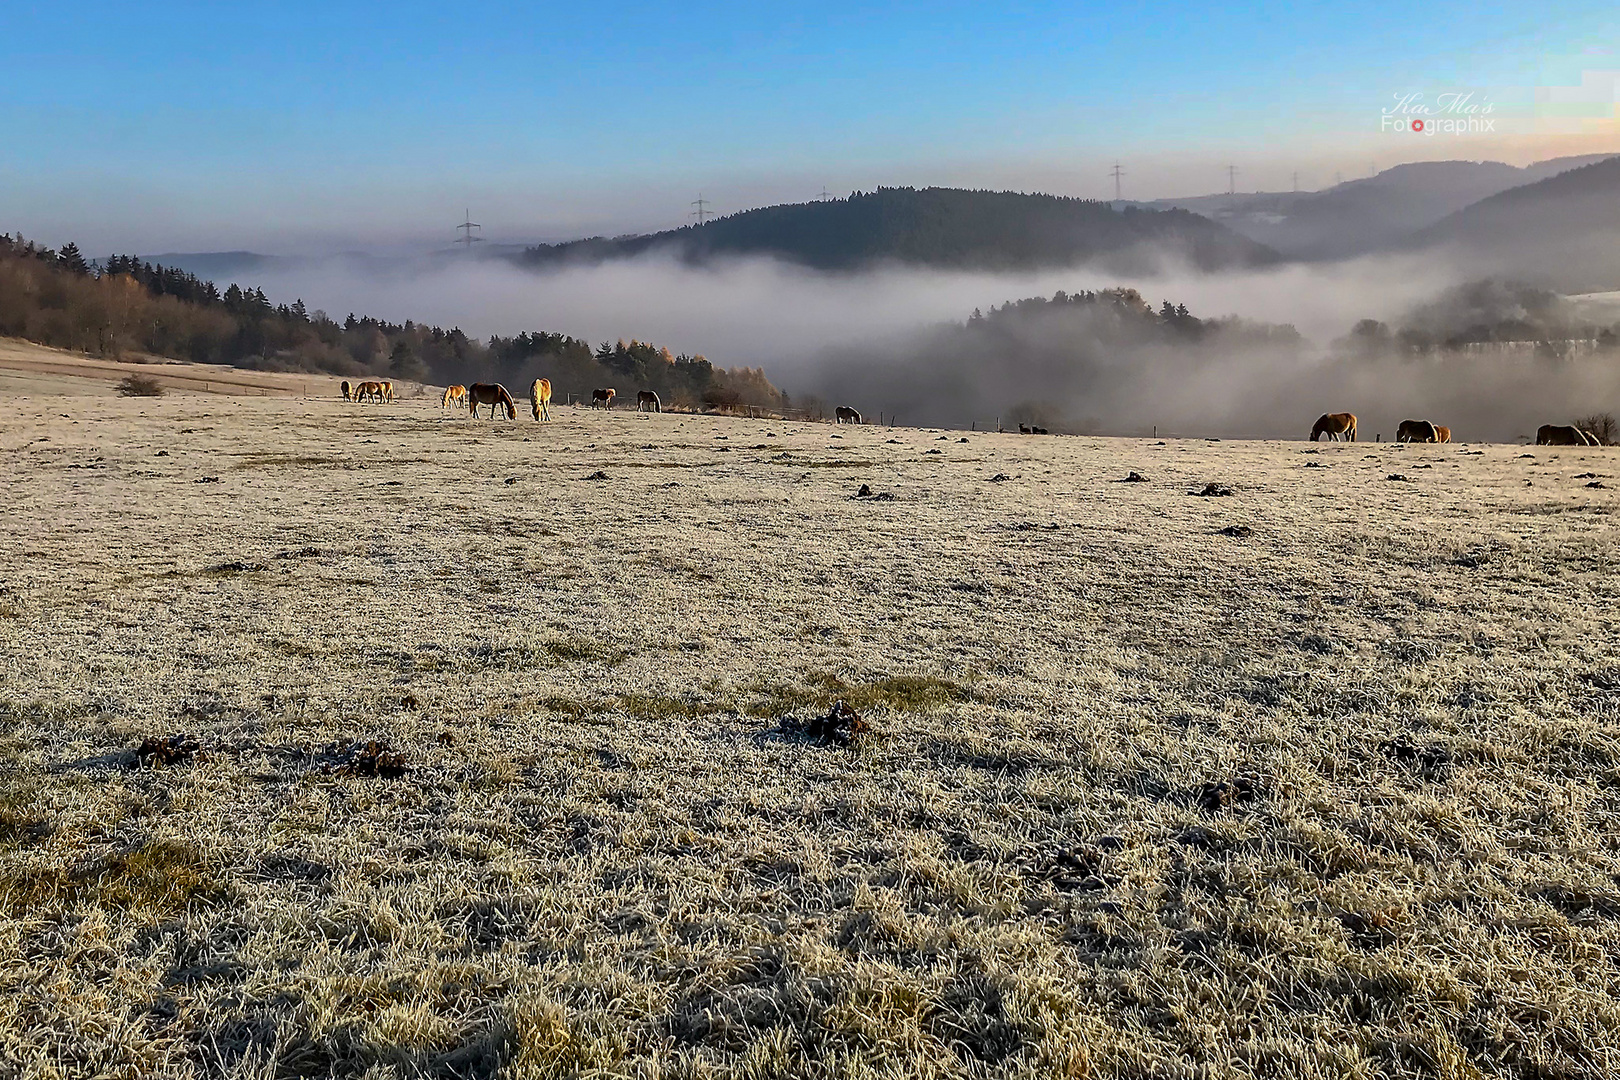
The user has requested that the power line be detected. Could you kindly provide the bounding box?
[1109,161,1125,201]
[690,193,714,224]
[454,208,484,249]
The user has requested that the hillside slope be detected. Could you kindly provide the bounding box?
[1413,155,1620,291]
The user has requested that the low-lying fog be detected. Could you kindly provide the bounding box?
[229,249,1620,442]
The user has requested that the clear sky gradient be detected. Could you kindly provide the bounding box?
[2,1,1616,252]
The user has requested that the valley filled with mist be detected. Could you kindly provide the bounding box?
[7,155,1620,442]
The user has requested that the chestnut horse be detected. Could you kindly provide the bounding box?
[467,383,517,419]
[1310,412,1357,442]
[530,379,551,421]
[442,384,467,410]
[354,380,386,403]
[1434,425,1451,443]
[341,380,353,401]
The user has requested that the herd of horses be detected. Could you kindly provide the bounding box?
[1311,412,1604,446]
[342,388,1604,447]
[430,381,661,420]
[341,380,394,404]
[349,379,867,424]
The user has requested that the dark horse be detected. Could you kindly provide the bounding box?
[467,383,517,419]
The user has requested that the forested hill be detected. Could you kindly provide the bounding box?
[0,235,790,412]
[519,187,1281,272]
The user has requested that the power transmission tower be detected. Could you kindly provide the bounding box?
[1109,162,1125,201]
[455,209,484,249]
[1292,171,1299,192]
[690,193,713,224]
[816,186,833,202]
[1226,165,1238,195]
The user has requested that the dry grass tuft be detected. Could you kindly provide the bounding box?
[116,373,165,396]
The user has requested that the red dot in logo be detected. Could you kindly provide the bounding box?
[1412,119,1425,132]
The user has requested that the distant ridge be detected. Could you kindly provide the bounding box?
[1136,154,1615,260]
[143,251,284,278]
[517,186,1279,272]
[1412,155,1620,292]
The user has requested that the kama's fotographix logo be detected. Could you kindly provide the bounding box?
[1381,92,1496,135]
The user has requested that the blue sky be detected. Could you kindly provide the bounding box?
[2,1,1616,252]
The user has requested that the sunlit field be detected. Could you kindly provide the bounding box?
[3,372,1619,1079]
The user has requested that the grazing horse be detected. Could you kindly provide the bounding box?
[637,390,661,413]
[467,383,517,419]
[1311,412,1357,442]
[1538,424,1595,446]
[1434,425,1451,443]
[530,379,551,421]
[379,380,395,403]
[834,406,862,425]
[354,380,386,403]
[1397,419,1438,443]
[341,380,353,402]
[592,388,616,408]
[442,385,467,410]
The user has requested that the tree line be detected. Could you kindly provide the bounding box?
[0,235,789,411]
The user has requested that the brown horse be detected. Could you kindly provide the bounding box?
[530,379,551,420]
[1434,425,1451,443]
[835,406,862,424]
[592,388,616,408]
[379,380,395,403]
[1538,424,1596,446]
[637,390,661,413]
[1396,419,1438,443]
[354,380,386,403]
[1310,412,1357,442]
[341,380,353,401]
[442,384,467,410]
[467,383,517,419]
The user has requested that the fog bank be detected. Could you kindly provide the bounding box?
[224,249,1619,442]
